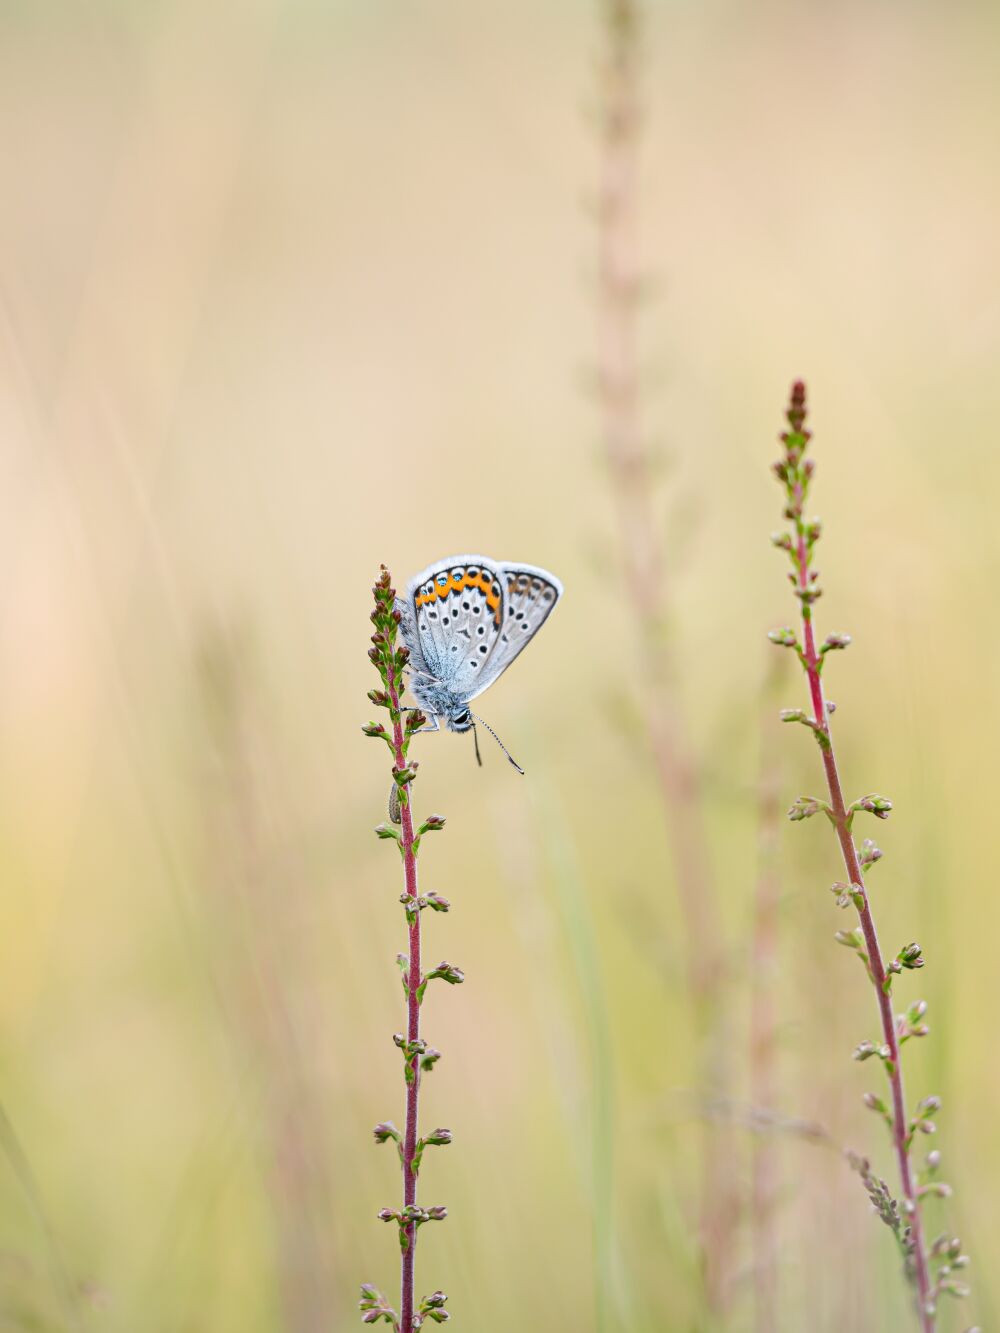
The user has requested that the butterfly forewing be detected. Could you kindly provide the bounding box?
[407,557,506,695]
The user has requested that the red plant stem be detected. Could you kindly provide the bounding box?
[596,0,723,1020]
[791,530,933,1329]
[386,670,422,1333]
[595,0,735,1309]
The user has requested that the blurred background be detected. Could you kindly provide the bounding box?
[1,0,998,1329]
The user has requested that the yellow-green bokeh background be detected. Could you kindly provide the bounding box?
[1,1,998,1329]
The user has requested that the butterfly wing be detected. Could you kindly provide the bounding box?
[475,562,563,688]
[403,555,507,698]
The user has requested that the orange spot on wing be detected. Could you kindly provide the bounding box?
[415,567,502,627]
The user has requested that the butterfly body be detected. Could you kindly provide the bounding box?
[406,677,475,734]
[395,554,562,760]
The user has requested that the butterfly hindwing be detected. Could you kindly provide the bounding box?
[406,555,506,697]
[483,563,563,683]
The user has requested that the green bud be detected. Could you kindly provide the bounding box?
[433,962,464,984]
[859,838,883,868]
[898,942,925,969]
[940,1280,970,1299]
[780,708,808,724]
[358,1284,398,1327]
[420,1290,449,1323]
[854,793,893,819]
[788,795,831,821]
[835,928,863,950]
[862,1092,893,1130]
[920,1181,954,1199]
[820,632,852,653]
[768,627,799,648]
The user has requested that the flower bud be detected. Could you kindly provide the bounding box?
[768,627,798,647]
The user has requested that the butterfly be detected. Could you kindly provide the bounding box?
[395,555,563,773]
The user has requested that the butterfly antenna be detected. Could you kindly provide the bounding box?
[472,724,483,767]
[469,712,525,775]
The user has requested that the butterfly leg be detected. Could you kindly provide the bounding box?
[402,708,440,734]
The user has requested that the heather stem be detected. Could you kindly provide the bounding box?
[594,0,736,1307]
[780,394,934,1329]
[362,568,451,1333]
[795,604,933,1327]
[385,666,422,1333]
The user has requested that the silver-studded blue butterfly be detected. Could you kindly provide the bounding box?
[395,555,563,773]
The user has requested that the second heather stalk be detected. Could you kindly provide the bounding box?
[769,384,946,1328]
